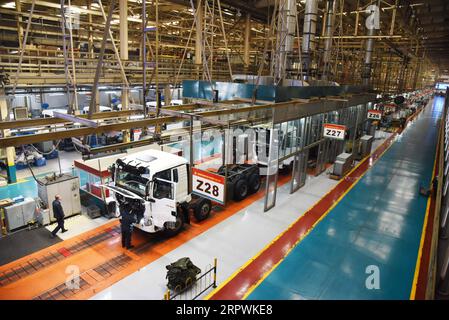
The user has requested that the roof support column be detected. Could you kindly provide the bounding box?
[120,0,129,143]
[15,0,24,49]
[195,0,203,80]
[87,0,94,59]
[244,13,251,72]
[0,90,16,183]
[88,0,116,118]
[119,0,128,62]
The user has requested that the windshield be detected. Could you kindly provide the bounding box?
[115,168,148,197]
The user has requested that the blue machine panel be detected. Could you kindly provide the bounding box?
[182,80,370,103]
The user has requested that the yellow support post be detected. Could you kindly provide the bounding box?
[213,258,217,288]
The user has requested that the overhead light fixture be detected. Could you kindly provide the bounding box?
[1,2,15,9]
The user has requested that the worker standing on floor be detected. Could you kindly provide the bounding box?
[50,195,68,238]
[399,108,407,129]
[120,203,136,249]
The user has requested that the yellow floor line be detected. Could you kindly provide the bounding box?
[409,131,439,300]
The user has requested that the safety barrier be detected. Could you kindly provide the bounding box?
[163,258,217,300]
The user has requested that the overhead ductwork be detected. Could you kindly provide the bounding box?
[362,27,376,86]
[302,0,319,81]
[322,0,336,80]
[272,0,297,83]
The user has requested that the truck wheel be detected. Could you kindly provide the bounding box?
[193,198,212,221]
[163,211,184,237]
[233,178,248,201]
[248,173,261,194]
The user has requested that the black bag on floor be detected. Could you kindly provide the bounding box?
[166,257,201,291]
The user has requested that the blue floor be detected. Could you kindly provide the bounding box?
[248,97,443,300]
[0,169,86,200]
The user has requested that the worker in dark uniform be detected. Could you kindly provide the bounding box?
[50,194,68,238]
[120,203,136,249]
[432,176,439,198]
[400,117,407,129]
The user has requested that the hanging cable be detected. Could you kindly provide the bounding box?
[72,142,85,154]
[21,145,45,186]
[29,140,62,156]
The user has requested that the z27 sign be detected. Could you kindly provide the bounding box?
[192,168,225,205]
[323,124,346,141]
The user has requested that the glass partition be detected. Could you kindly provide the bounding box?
[264,123,280,212]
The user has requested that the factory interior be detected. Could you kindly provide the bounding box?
[0,0,449,303]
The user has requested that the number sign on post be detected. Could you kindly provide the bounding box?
[192,168,225,205]
[323,124,346,141]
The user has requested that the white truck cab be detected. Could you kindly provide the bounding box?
[106,149,212,236]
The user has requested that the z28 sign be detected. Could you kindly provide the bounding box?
[323,124,346,141]
[192,168,225,205]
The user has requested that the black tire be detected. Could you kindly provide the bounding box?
[193,198,212,221]
[163,210,185,237]
[248,173,261,194]
[233,178,249,201]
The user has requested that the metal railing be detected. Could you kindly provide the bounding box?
[164,258,217,300]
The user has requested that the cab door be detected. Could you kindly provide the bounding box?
[150,178,177,228]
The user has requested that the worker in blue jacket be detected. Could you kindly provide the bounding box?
[50,195,68,238]
[120,203,136,249]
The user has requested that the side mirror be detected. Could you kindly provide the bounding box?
[148,198,155,203]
